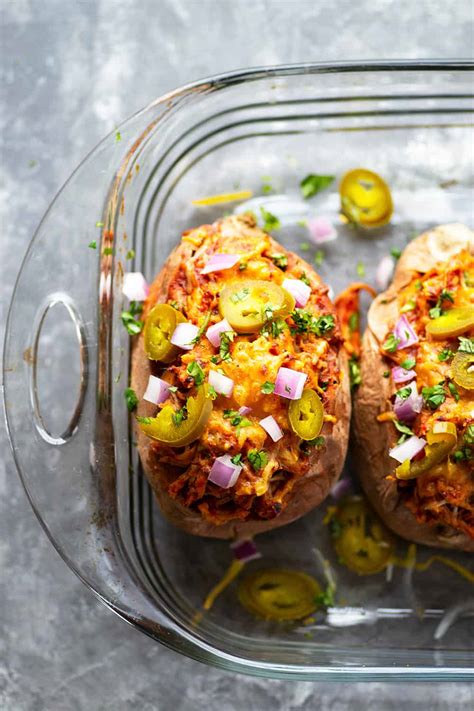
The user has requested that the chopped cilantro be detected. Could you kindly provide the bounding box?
[230,287,250,303]
[300,242,311,251]
[395,386,412,400]
[270,253,288,270]
[223,410,252,428]
[315,584,336,608]
[88,241,97,250]
[172,405,188,426]
[401,357,416,370]
[414,279,422,290]
[464,425,474,445]
[186,361,205,386]
[207,385,217,400]
[191,310,212,345]
[356,261,365,277]
[429,289,454,319]
[121,304,144,335]
[239,262,248,271]
[390,247,402,259]
[95,221,104,228]
[306,435,325,447]
[348,312,359,334]
[314,250,324,267]
[103,247,114,256]
[300,272,311,286]
[328,518,342,538]
[126,249,135,260]
[300,173,335,199]
[452,447,473,463]
[260,207,281,232]
[438,348,454,362]
[136,416,152,425]
[261,381,275,394]
[124,387,138,412]
[261,317,286,338]
[458,336,474,353]
[115,130,122,142]
[297,219,308,228]
[393,420,415,437]
[291,309,335,336]
[349,355,361,390]
[219,330,235,361]
[383,370,390,378]
[422,383,446,410]
[231,453,243,465]
[447,381,460,402]
[248,449,269,471]
[210,355,219,364]
[383,333,401,353]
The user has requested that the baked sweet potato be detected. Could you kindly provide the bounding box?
[353,224,474,551]
[131,214,350,539]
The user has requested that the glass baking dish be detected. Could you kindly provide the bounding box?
[4,61,474,681]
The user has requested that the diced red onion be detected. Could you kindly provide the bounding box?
[259,415,283,442]
[238,405,252,416]
[282,278,311,308]
[209,370,234,397]
[208,455,242,488]
[376,256,395,291]
[170,322,199,350]
[394,315,418,350]
[393,381,423,422]
[392,365,416,384]
[206,318,233,348]
[307,216,338,244]
[200,253,240,275]
[143,375,171,405]
[231,539,261,562]
[330,477,352,500]
[389,435,426,463]
[123,272,149,301]
[274,366,307,400]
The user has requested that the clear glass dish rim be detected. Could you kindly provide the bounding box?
[4,58,474,681]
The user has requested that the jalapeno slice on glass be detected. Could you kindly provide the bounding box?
[219,279,295,333]
[238,569,320,620]
[144,303,186,362]
[395,421,457,480]
[330,496,394,575]
[288,388,324,440]
[137,384,212,447]
[426,307,474,339]
[339,168,393,228]
[452,350,474,389]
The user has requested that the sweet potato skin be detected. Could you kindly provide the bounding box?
[131,217,350,539]
[353,224,474,552]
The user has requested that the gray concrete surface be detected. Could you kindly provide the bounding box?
[1,1,473,709]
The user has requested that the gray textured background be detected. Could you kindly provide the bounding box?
[1,1,473,709]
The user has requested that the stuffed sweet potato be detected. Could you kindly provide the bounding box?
[131,214,350,539]
[353,223,474,551]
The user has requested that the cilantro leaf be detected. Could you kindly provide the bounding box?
[172,405,188,426]
[401,357,416,370]
[356,261,365,277]
[291,309,335,336]
[219,330,235,361]
[260,207,281,232]
[390,247,402,259]
[270,253,288,270]
[429,289,454,319]
[300,174,335,199]
[121,309,144,335]
[186,361,205,386]
[447,381,460,402]
[300,272,310,286]
[124,387,138,412]
[223,410,252,428]
[314,250,324,267]
[383,333,401,353]
[231,453,243,465]
[348,312,359,334]
[126,249,135,260]
[88,241,97,250]
[438,348,454,362]
[261,381,275,394]
[349,355,361,390]
[422,383,446,410]
[464,424,474,445]
[458,337,474,353]
[248,449,269,471]
[395,386,412,400]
